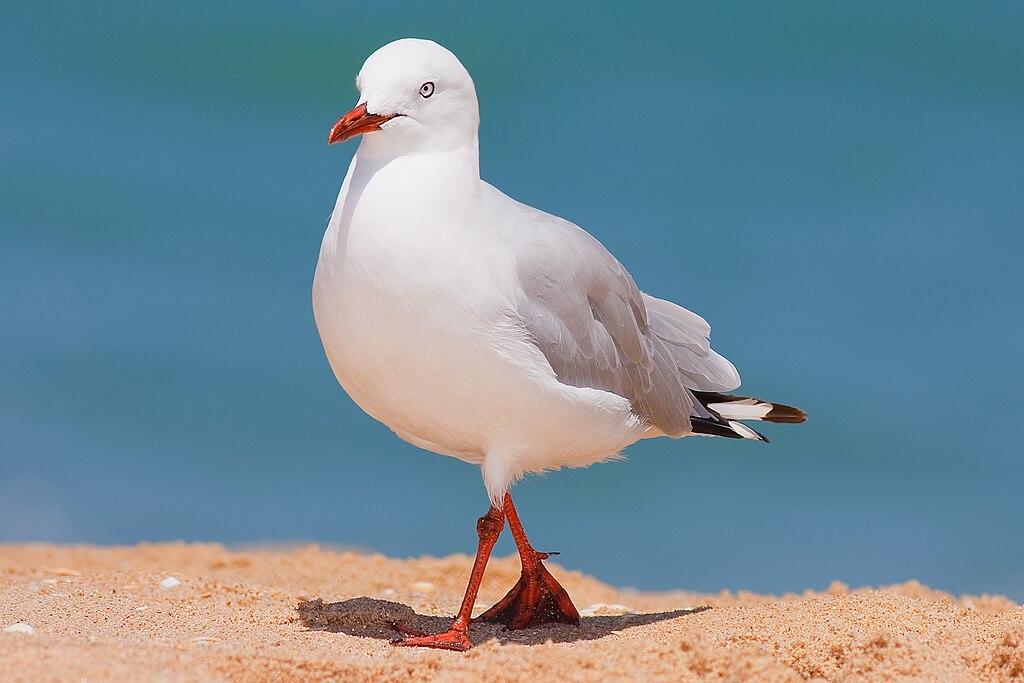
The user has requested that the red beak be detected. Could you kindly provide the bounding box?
[328,103,400,145]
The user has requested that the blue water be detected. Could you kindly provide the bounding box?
[3,2,1023,600]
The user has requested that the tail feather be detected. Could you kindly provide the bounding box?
[689,391,806,442]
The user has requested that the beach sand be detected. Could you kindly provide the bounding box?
[1,543,1021,681]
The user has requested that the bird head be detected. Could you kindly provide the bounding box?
[328,39,480,155]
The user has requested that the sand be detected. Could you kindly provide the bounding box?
[0,543,1021,682]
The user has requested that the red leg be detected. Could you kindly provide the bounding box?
[393,504,505,651]
[475,492,580,629]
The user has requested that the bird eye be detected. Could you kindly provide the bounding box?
[419,81,435,98]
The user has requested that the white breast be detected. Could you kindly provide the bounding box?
[312,153,646,495]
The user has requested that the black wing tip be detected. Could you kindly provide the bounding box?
[692,391,808,425]
[690,417,742,439]
[690,417,769,442]
[764,403,808,424]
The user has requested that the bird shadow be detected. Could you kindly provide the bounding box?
[297,596,709,647]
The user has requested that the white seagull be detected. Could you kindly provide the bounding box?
[313,38,805,651]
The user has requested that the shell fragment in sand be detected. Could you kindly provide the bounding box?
[190,636,221,644]
[409,581,436,594]
[579,603,637,616]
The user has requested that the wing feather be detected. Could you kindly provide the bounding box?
[499,184,740,437]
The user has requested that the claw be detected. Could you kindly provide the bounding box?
[392,628,473,652]
[390,621,427,637]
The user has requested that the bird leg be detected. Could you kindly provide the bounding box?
[474,492,581,629]
[392,503,505,651]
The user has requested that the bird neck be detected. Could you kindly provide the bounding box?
[354,138,481,191]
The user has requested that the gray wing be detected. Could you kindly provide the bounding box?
[512,212,740,437]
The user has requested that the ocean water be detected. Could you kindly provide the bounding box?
[2,2,1022,600]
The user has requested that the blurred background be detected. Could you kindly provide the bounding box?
[2,2,1022,600]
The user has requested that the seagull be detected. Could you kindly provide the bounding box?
[313,38,806,651]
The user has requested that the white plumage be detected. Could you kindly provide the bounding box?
[313,39,802,504]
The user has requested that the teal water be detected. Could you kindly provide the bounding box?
[2,2,1023,600]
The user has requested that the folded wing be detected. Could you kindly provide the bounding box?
[511,211,740,437]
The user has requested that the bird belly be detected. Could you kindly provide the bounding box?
[312,223,644,472]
